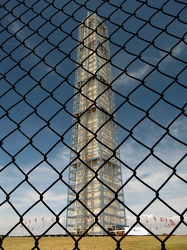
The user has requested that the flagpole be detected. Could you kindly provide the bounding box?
[42,218,44,233]
[52,217,54,235]
[35,218,37,236]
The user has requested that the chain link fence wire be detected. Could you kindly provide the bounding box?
[0,0,187,249]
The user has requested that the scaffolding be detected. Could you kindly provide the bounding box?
[66,13,126,235]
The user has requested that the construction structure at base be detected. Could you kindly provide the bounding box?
[66,12,126,235]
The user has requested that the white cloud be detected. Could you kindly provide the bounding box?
[112,39,187,90]
[5,15,31,48]
[43,190,67,202]
[114,64,151,87]
[158,40,187,66]
[120,139,150,170]
[142,214,153,219]
[8,188,67,209]
[9,21,23,35]
[169,116,187,140]
[171,41,186,57]
[56,147,70,165]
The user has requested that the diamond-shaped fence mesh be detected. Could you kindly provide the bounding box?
[0,0,187,249]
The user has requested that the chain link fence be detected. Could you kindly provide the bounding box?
[0,0,187,249]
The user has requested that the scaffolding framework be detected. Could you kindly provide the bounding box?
[66,13,126,235]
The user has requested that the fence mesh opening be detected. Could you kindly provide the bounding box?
[0,0,187,249]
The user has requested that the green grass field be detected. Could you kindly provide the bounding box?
[2,235,186,250]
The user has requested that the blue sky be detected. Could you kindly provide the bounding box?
[0,0,187,236]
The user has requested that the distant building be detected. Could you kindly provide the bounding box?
[124,226,149,236]
[107,225,149,236]
[66,12,126,235]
